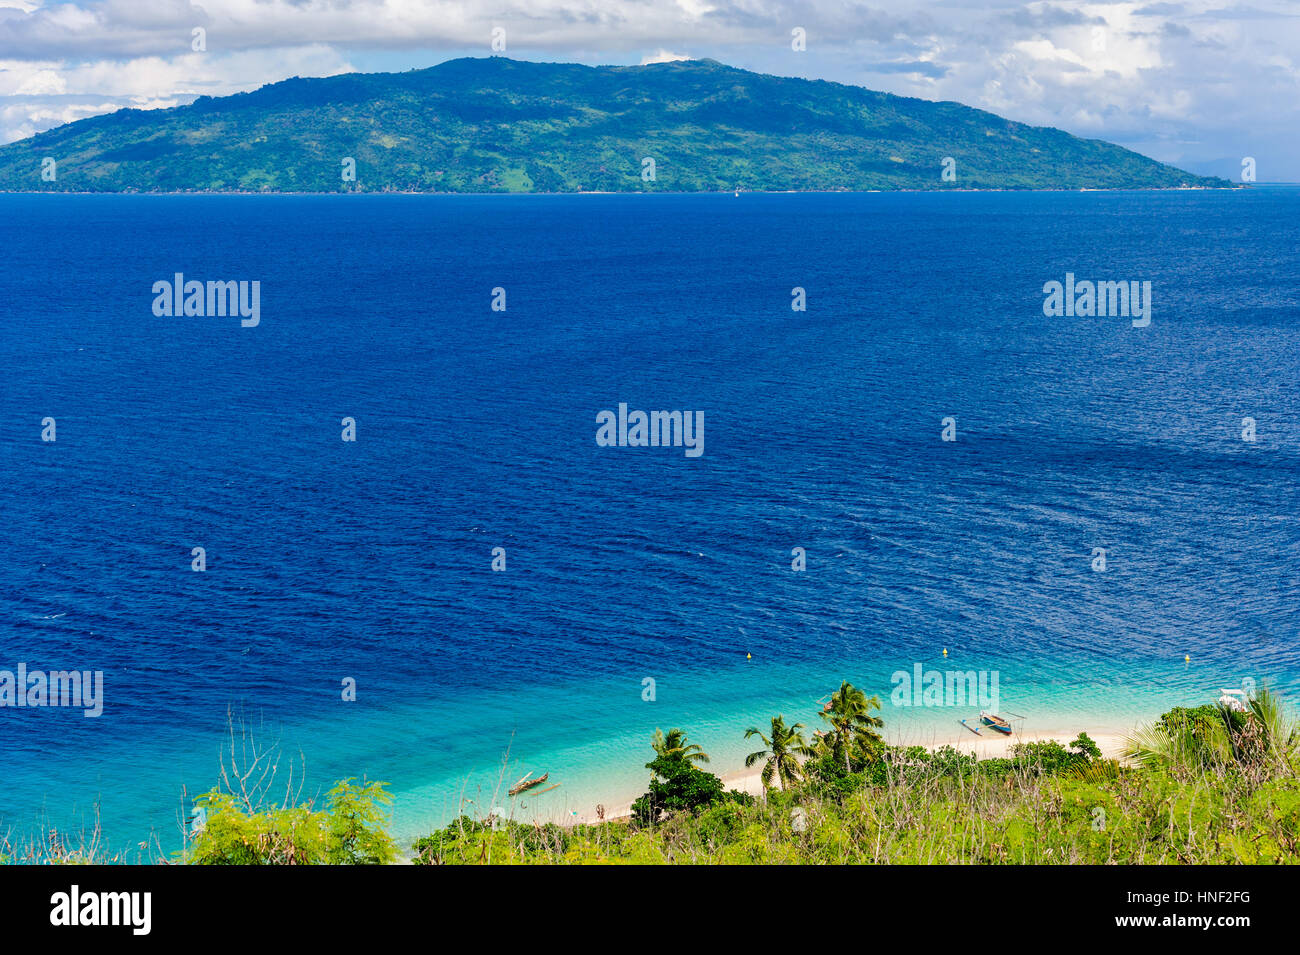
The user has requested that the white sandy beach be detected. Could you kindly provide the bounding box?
[574,728,1130,825]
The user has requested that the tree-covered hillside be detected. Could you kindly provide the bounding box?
[0,57,1228,193]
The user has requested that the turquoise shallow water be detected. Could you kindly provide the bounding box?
[2,645,1283,852]
[1,190,1297,855]
[367,654,1290,840]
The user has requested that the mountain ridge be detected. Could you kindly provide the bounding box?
[0,56,1230,193]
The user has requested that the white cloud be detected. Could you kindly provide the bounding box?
[15,68,65,95]
[641,49,692,64]
[0,44,354,143]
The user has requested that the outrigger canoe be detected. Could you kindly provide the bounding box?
[508,772,549,796]
[960,709,1024,736]
[980,712,1013,735]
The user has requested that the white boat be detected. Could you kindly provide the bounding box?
[1217,688,1248,712]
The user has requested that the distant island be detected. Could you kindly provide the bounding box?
[0,56,1230,193]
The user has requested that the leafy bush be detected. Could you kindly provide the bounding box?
[630,753,750,827]
[179,779,397,865]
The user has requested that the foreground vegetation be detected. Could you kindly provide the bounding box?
[0,57,1227,193]
[5,687,1296,864]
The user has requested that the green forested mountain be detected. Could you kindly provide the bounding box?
[0,56,1227,193]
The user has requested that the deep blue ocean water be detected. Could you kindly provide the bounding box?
[1,190,1298,855]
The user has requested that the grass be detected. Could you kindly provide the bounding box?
[412,749,1300,865]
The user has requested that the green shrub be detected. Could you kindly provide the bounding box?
[179,779,396,865]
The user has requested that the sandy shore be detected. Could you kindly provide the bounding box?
[573,728,1130,825]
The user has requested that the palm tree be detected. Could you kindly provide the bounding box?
[1226,684,1299,768]
[1123,686,1298,773]
[745,716,812,791]
[806,730,834,763]
[820,681,885,772]
[1124,706,1227,770]
[650,727,710,765]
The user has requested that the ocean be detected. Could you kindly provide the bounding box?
[1,189,1297,854]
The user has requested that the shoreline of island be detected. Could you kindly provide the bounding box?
[0,185,1247,197]
[552,722,1139,827]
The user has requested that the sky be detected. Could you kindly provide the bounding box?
[0,0,1296,180]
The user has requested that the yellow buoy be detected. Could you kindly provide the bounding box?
[1185,654,1190,664]
[942,648,948,657]
[746,652,751,660]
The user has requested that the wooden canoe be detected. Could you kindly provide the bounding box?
[508,772,549,796]
[980,713,1013,735]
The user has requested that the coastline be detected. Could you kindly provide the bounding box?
[0,185,1247,197]
[563,725,1133,826]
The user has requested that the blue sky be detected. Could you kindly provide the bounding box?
[1,0,1297,179]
